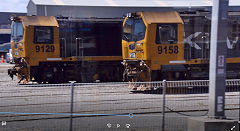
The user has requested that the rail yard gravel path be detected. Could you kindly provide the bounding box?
[0,65,239,131]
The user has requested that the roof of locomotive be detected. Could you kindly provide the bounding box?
[142,11,184,24]
[21,16,59,27]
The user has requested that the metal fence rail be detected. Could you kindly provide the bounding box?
[166,80,209,87]
[20,78,240,87]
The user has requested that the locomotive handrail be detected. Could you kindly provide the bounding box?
[76,38,83,57]
[59,38,67,57]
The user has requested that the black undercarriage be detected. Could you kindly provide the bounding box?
[30,61,123,84]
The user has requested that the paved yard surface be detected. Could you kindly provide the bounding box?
[0,65,239,131]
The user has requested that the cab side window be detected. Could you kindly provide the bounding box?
[156,24,177,44]
[34,26,53,44]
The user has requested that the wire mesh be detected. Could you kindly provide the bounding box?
[0,76,239,130]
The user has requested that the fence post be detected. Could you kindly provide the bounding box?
[162,80,166,131]
[69,81,76,131]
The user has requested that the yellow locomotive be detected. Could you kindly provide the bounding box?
[122,11,240,86]
[8,16,123,83]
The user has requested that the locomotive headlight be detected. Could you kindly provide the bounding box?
[140,61,144,66]
[121,60,126,65]
[126,13,131,18]
[18,42,23,46]
[126,12,136,18]
[136,42,143,46]
[10,16,14,21]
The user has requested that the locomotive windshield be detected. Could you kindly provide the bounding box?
[123,18,146,42]
[11,21,24,41]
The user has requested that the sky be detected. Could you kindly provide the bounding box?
[0,0,239,13]
[0,0,29,12]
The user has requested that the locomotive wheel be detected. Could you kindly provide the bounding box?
[34,75,42,84]
[138,70,151,82]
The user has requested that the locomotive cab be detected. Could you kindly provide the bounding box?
[122,11,184,83]
[11,16,60,65]
[8,16,60,83]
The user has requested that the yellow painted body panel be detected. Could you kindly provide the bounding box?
[122,12,240,68]
[11,16,60,66]
[150,24,184,70]
[54,56,122,62]
[183,58,240,65]
[11,17,26,58]
[142,11,184,24]
[9,16,124,83]
[226,58,240,63]
[122,12,149,61]
[122,11,240,85]
[26,26,60,66]
[12,16,122,67]
[122,12,185,70]
[11,39,25,58]
[22,16,59,27]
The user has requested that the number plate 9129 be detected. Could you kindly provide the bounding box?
[35,45,55,52]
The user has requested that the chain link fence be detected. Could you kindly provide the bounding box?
[0,79,239,131]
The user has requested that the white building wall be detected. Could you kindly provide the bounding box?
[37,5,176,18]
[27,0,240,17]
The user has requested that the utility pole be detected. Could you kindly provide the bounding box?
[188,1,238,131]
[209,0,229,118]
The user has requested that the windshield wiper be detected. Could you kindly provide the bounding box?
[123,34,129,41]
